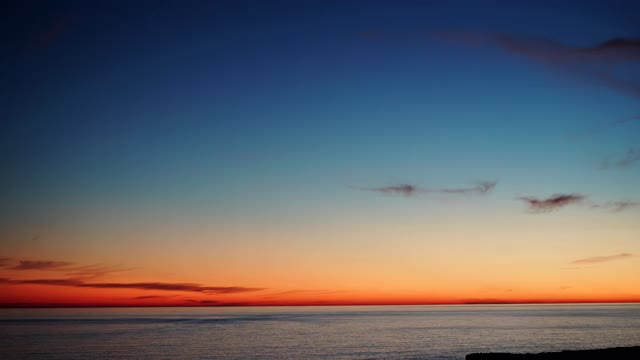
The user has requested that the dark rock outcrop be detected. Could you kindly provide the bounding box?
[466,346,640,359]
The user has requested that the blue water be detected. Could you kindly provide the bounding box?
[1,304,639,359]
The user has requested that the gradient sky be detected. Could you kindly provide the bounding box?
[1,0,640,307]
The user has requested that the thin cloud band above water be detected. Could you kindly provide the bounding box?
[0,278,264,295]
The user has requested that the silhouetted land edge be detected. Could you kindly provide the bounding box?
[466,346,640,359]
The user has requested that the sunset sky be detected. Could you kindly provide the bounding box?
[1,0,639,307]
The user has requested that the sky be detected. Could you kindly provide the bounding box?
[1,0,639,307]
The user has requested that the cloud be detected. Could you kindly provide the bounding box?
[265,289,344,297]
[497,35,640,100]
[9,260,72,270]
[586,70,640,100]
[5,259,130,280]
[0,258,12,267]
[572,253,632,264]
[591,201,640,212]
[354,184,419,196]
[198,300,219,304]
[600,148,640,169]
[439,181,497,194]
[438,32,640,104]
[63,264,131,280]
[184,299,219,305]
[517,194,585,212]
[77,282,262,294]
[576,38,640,61]
[6,278,81,286]
[133,295,177,300]
[353,180,496,197]
[578,115,640,137]
[491,35,640,64]
[0,278,264,294]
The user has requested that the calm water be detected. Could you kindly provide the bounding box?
[1,304,639,360]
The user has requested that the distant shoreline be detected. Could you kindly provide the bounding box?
[467,346,640,359]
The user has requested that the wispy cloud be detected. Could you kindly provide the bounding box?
[517,194,585,212]
[438,32,640,136]
[497,35,640,100]
[264,289,344,298]
[488,35,640,65]
[439,181,497,194]
[600,148,640,169]
[10,260,72,270]
[183,299,221,305]
[78,282,261,294]
[198,300,219,305]
[353,180,496,197]
[354,184,420,196]
[5,259,130,280]
[572,253,632,264]
[591,201,640,212]
[63,264,131,280]
[0,278,264,295]
[520,196,640,213]
[134,295,176,300]
[479,34,640,99]
[580,116,640,137]
[575,38,640,60]
[0,258,12,267]
[1,278,79,286]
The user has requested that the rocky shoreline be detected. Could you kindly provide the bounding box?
[466,346,640,359]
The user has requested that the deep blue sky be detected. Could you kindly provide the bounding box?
[2,0,639,225]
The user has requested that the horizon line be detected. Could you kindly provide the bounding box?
[2,300,640,309]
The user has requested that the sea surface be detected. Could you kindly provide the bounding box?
[1,304,639,360]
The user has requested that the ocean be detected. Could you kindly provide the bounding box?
[1,304,639,359]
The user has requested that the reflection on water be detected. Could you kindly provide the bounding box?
[1,304,640,360]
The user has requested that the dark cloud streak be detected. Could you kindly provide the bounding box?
[576,38,640,61]
[600,148,640,169]
[0,258,12,267]
[0,278,264,294]
[134,295,175,300]
[489,34,640,103]
[438,32,640,142]
[63,264,131,280]
[353,181,496,197]
[572,253,632,264]
[518,194,585,212]
[353,184,419,196]
[439,181,496,194]
[493,34,640,100]
[5,259,130,279]
[591,201,640,212]
[10,261,72,270]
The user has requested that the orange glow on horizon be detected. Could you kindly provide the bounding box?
[2,283,640,308]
